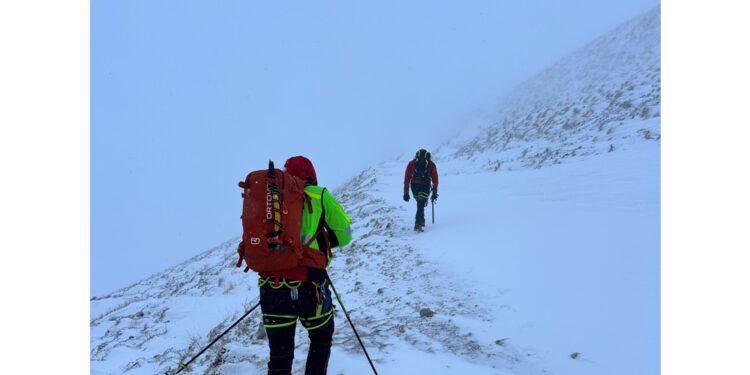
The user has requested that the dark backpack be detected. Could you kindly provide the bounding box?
[412,149,431,180]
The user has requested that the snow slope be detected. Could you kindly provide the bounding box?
[439,6,660,173]
[91,7,660,375]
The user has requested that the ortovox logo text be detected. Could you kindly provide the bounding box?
[266,189,273,220]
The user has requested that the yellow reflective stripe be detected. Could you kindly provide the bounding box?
[264,320,296,329]
[263,313,297,329]
[306,192,321,199]
[304,313,333,331]
[263,313,298,319]
[300,308,333,322]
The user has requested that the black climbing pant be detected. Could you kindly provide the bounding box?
[411,183,430,227]
[260,280,335,375]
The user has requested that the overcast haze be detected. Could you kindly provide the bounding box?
[91,0,659,296]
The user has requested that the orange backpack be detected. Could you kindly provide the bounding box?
[235,161,314,273]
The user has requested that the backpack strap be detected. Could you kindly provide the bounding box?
[302,188,328,247]
[266,178,284,240]
[302,192,313,214]
[315,188,334,262]
[302,188,334,251]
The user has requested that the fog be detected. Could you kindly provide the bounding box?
[91,0,659,295]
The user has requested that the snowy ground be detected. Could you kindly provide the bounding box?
[342,138,660,375]
[91,137,659,375]
[389,142,659,375]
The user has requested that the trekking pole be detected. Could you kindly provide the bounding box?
[431,200,435,224]
[325,275,379,375]
[173,301,261,374]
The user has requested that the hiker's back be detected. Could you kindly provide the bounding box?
[239,155,354,375]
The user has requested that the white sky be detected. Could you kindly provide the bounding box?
[91,0,658,296]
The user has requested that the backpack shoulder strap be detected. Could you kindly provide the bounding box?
[302,187,328,247]
[318,188,327,223]
[316,188,336,261]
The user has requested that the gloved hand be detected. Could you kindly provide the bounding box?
[430,191,438,202]
[403,192,410,202]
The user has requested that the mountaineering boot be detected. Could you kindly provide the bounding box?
[415,201,426,232]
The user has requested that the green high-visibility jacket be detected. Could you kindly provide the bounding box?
[300,185,352,263]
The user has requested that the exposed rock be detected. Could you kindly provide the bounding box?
[419,308,435,318]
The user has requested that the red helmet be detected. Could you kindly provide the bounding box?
[284,156,318,185]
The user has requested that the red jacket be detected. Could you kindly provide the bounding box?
[404,160,438,191]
